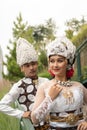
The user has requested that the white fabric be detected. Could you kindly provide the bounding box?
[16,37,38,66]
[47,85,83,112]
[0,77,49,119]
[32,81,86,127]
[34,96,52,122]
[46,36,76,66]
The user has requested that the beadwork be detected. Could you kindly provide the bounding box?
[56,80,72,87]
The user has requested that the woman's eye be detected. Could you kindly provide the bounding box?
[31,63,36,66]
[58,59,63,62]
[50,59,64,63]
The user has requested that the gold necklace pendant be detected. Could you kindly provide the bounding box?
[32,79,38,85]
[55,79,74,104]
[63,88,74,104]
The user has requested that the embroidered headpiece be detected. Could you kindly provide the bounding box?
[46,36,76,66]
[16,37,38,66]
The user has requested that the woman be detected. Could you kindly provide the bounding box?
[31,36,87,130]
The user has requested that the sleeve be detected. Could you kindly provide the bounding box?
[0,82,24,119]
[82,84,87,104]
[34,95,52,122]
[31,84,53,125]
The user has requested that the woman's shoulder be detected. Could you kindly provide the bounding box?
[71,80,84,87]
[38,79,53,89]
[38,77,49,84]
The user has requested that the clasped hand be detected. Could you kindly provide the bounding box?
[48,83,62,101]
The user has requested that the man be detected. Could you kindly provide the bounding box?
[0,37,49,119]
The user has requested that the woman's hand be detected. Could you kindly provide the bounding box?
[77,121,87,130]
[48,83,62,101]
[22,111,31,118]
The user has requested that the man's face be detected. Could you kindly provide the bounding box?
[21,62,38,79]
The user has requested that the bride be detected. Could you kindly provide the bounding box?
[31,36,87,130]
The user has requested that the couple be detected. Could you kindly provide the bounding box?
[0,37,87,130]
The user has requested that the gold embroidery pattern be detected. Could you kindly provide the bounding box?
[62,88,74,104]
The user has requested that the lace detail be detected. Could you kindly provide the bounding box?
[34,95,52,122]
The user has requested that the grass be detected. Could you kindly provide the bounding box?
[0,79,20,130]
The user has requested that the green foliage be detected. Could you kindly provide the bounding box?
[65,18,81,32]
[38,70,52,79]
[65,16,87,39]
[38,50,48,73]
[33,18,56,51]
[0,113,19,130]
[13,13,28,38]
[82,66,87,80]
[65,16,87,47]
[65,29,73,39]
[72,24,87,47]
[3,42,24,82]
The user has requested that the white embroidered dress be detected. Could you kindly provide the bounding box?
[32,80,87,128]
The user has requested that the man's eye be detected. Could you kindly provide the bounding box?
[26,65,30,67]
[50,60,55,63]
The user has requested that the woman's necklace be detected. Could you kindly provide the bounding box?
[55,79,74,104]
[56,80,72,87]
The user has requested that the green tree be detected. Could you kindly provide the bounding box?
[33,18,57,73]
[13,13,27,39]
[65,16,86,39]
[72,24,87,47]
[33,18,56,51]
[38,50,48,72]
[3,14,29,81]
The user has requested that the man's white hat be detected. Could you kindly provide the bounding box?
[46,36,76,66]
[16,37,38,66]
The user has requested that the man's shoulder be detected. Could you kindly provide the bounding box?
[13,78,25,86]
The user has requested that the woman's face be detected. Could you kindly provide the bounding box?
[49,55,68,77]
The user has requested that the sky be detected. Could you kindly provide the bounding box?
[0,0,87,62]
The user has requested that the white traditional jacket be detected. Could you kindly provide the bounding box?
[0,77,49,119]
